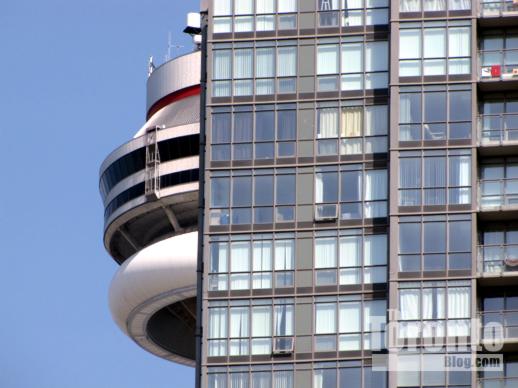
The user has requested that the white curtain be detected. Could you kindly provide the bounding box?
[339,302,361,333]
[400,0,420,11]
[252,306,272,337]
[253,241,273,271]
[316,303,336,334]
[424,28,446,58]
[214,17,232,33]
[234,16,254,32]
[234,49,253,79]
[231,241,250,272]
[449,27,470,58]
[256,48,275,78]
[315,238,337,268]
[209,308,228,338]
[235,0,253,14]
[273,371,292,388]
[318,108,339,138]
[256,0,275,13]
[342,43,363,73]
[449,156,471,204]
[340,268,361,284]
[230,307,249,338]
[278,0,297,12]
[278,47,297,77]
[214,0,232,15]
[343,10,363,27]
[400,30,421,59]
[275,305,294,336]
[339,236,361,267]
[256,15,275,31]
[365,170,387,201]
[424,0,446,10]
[449,0,471,10]
[209,374,227,388]
[252,273,272,289]
[425,157,446,205]
[316,173,324,204]
[231,273,250,290]
[364,234,387,266]
[318,45,339,75]
[400,289,420,320]
[448,287,470,318]
[400,158,421,188]
[274,240,294,270]
[341,107,362,137]
[365,41,388,72]
[230,373,249,388]
[422,288,446,320]
[214,50,232,79]
[365,105,388,136]
[252,372,271,388]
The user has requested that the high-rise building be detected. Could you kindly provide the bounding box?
[100,1,518,387]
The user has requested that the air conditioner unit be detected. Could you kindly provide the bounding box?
[315,204,338,222]
[272,337,294,356]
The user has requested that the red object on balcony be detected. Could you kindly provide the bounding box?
[491,65,502,77]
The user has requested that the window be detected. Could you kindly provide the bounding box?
[313,362,387,388]
[399,85,472,142]
[399,22,471,77]
[398,281,471,339]
[480,33,518,80]
[314,297,387,351]
[399,149,471,206]
[212,42,297,97]
[317,40,388,91]
[211,105,296,160]
[482,292,518,341]
[208,366,294,388]
[212,0,297,33]
[480,98,518,143]
[315,165,387,220]
[400,0,470,12]
[207,299,294,357]
[317,103,388,155]
[480,159,518,208]
[314,230,387,286]
[318,0,389,27]
[209,235,295,291]
[398,215,472,272]
[480,227,518,273]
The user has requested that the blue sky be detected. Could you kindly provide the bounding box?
[0,1,197,387]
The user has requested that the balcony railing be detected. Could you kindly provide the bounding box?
[478,244,518,272]
[479,377,518,388]
[480,50,518,81]
[480,0,518,17]
[479,178,518,208]
[480,113,518,144]
[481,310,518,340]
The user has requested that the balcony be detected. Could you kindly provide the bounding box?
[478,244,518,285]
[479,0,518,27]
[481,310,518,350]
[479,377,518,388]
[479,48,518,91]
[479,113,518,155]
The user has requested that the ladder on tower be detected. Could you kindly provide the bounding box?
[145,126,161,200]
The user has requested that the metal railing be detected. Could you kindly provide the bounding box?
[479,377,518,388]
[480,310,518,340]
[480,49,518,81]
[480,0,518,16]
[478,244,518,272]
[479,178,518,208]
[480,113,518,144]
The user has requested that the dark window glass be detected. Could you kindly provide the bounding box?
[424,222,446,253]
[341,171,362,202]
[233,144,253,160]
[255,143,275,159]
[320,172,339,203]
[425,92,447,122]
[400,223,421,253]
[212,113,231,143]
[234,112,253,142]
[339,368,361,388]
[255,175,274,206]
[277,110,296,140]
[256,111,275,141]
[484,297,504,311]
[211,177,230,207]
[449,221,471,252]
[364,367,387,388]
[400,93,422,124]
[450,122,471,139]
[450,91,471,122]
[233,176,252,206]
[276,175,295,205]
